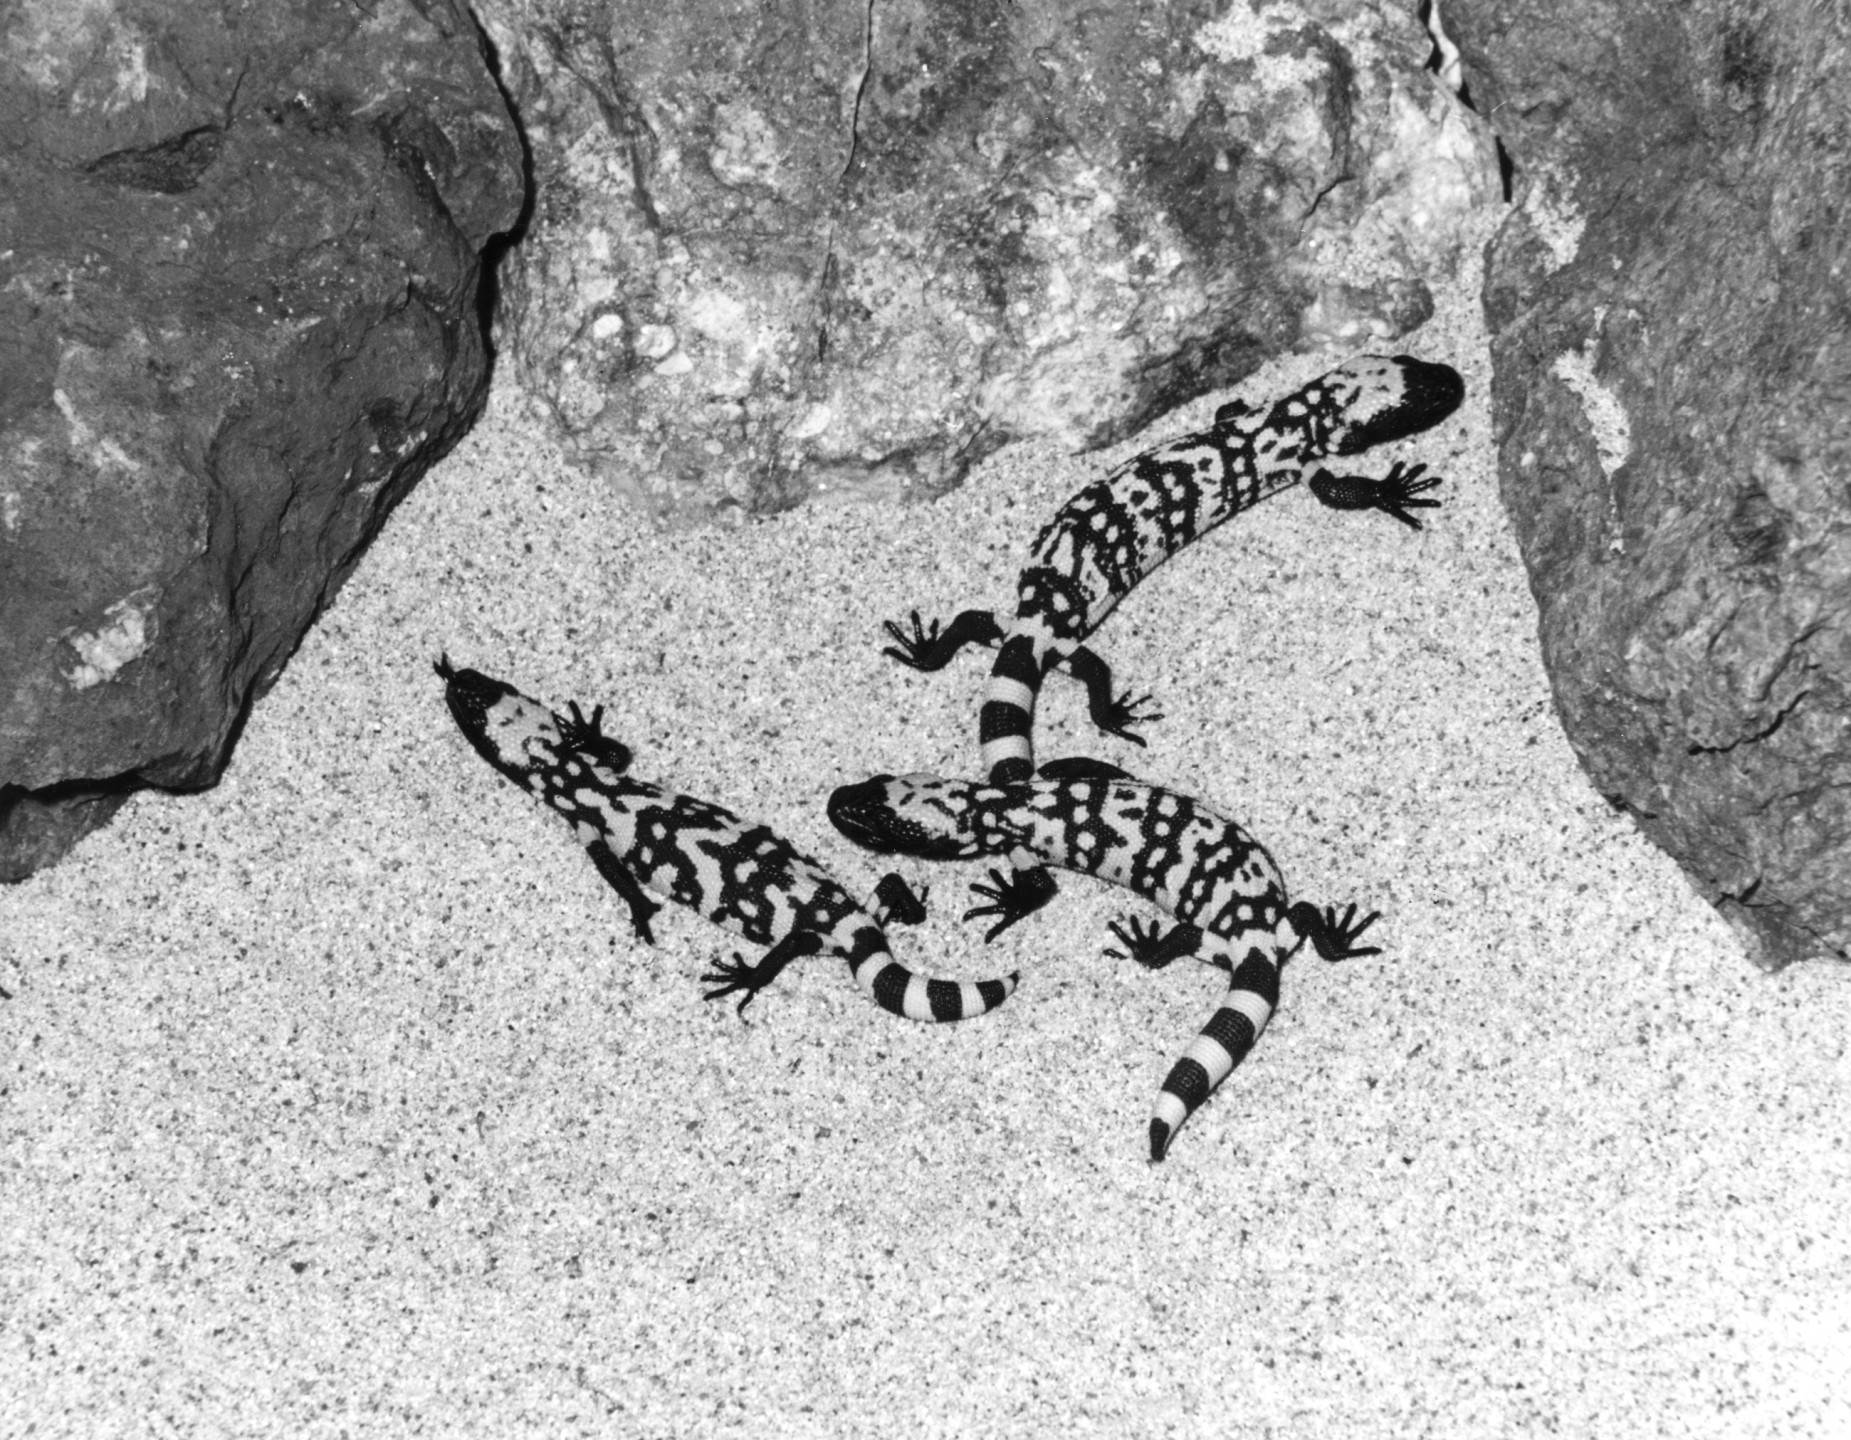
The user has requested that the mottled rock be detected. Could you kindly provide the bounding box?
[1445,0,1851,967]
[0,0,524,880]
[476,0,1497,517]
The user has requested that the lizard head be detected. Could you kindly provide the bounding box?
[434,655,569,789]
[1310,353,1465,457]
[827,772,983,860]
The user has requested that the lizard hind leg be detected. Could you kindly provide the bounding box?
[700,929,825,1016]
[871,872,929,926]
[1061,645,1161,747]
[883,608,1004,671]
[1287,900,1383,962]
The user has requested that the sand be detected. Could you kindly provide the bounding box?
[4,246,1848,1437]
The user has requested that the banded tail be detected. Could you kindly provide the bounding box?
[846,870,1019,1021]
[1148,947,1281,1162]
[850,928,1020,1021]
[978,628,1053,785]
[1147,900,1380,1161]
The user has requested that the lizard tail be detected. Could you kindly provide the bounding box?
[979,629,1054,785]
[846,924,1020,1022]
[1148,949,1282,1161]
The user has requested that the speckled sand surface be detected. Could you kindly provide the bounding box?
[6,254,1850,1437]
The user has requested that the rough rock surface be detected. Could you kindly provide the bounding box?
[1443,0,1851,968]
[0,0,524,880]
[476,0,1497,516]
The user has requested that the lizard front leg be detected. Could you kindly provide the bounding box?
[964,855,1059,941]
[1308,461,1443,530]
[556,700,635,773]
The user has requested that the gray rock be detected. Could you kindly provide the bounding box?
[476,0,1496,516]
[0,0,524,880]
[1445,0,1851,967]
